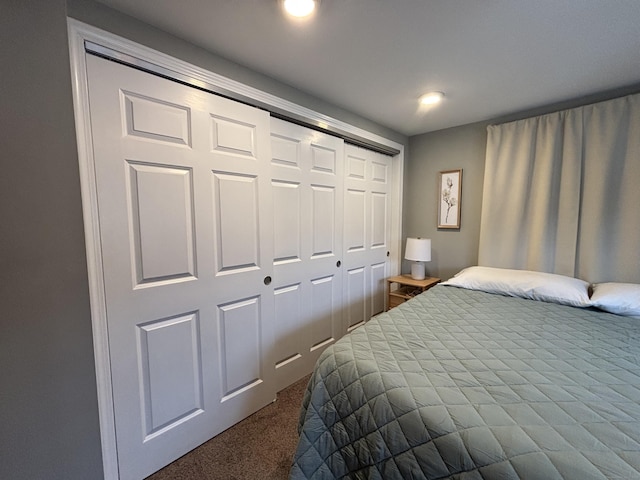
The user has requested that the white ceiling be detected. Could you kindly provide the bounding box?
[96,0,640,136]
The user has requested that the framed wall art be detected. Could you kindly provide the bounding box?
[438,169,462,229]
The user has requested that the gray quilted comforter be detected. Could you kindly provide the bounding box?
[290,286,640,479]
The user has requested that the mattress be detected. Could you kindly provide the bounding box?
[290,285,640,479]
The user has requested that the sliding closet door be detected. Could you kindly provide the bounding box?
[343,145,392,331]
[86,55,275,480]
[269,118,344,391]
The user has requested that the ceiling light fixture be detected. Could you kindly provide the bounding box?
[283,0,318,18]
[420,91,445,106]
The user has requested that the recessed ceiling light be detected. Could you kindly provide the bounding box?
[420,91,445,105]
[283,0,318,18]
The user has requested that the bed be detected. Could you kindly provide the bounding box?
[290,268,640,479]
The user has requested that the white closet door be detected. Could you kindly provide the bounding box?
[343,144,392,332]
[86,55,275,480]
[270,118,344,391]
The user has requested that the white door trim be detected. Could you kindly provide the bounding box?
[67,18,404,480]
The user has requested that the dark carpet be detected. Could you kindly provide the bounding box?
[146,374,310,480]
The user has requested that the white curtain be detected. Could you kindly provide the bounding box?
[479,93,640,283]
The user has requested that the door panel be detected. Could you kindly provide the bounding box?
[273,180,301,263]
[345,188,366,251]
[274,283,303,368]
[270,119,344,391]
[138,312,203,438]
[311,185,337,256]
[86,55,274,480]
[343,144,392,331]
[370,262,387,315]
[213,171,260,272]
[371,192,387,248]
[309,274,338,350]
[122,91,192,146]
[345,267,366,331]
[211,114,257,157]
[127,162,196,284]
[218,296,262,398]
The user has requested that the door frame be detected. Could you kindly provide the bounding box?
[67,18,404,480]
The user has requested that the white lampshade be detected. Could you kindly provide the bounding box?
[405,238,431,280]
[405,238,431,262]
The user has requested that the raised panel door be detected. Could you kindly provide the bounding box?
[86,55,275,480]
[343,144,392,331]
[269,119,344,391]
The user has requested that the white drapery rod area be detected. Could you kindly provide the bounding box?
[479,92,640,284]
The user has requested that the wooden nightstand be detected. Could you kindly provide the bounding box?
[386,275,440,311]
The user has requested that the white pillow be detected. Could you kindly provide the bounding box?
[590,282,640,318]
[441,266,591,307]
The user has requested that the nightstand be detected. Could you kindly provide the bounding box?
[386,275,440,311]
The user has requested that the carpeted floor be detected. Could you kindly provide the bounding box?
[146,374,310,480]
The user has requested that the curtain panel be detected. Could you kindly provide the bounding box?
[479,93,640,283]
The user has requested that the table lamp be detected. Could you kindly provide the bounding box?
[405,237,431,280]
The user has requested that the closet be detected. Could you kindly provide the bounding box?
[84,53,393,480]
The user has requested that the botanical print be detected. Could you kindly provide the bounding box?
[438,169,462,228]
[442,176,457,223]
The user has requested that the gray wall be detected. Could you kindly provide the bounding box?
[0,1,103,479]
[405,122,489,281]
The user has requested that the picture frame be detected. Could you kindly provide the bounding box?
[437,169,462,229]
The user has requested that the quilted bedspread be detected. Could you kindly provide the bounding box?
[290,285,640,479]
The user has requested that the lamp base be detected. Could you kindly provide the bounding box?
[410,262,425,280]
